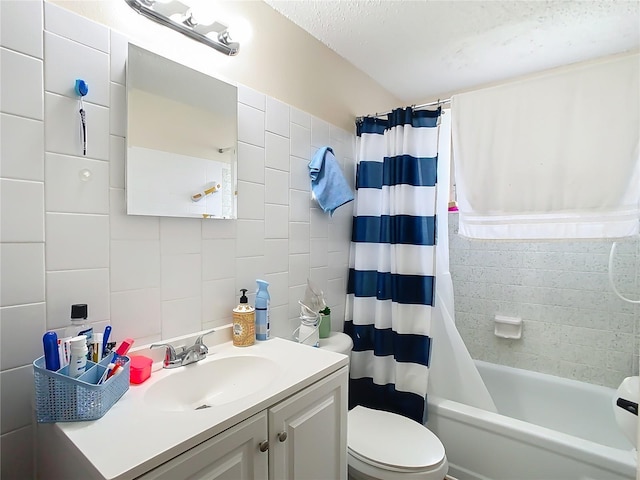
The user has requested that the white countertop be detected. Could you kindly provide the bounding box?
[50,334,348,480]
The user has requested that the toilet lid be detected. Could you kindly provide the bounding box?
[348,406,445,471]
[318,332,353,356]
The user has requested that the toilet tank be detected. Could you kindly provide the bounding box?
[319,332,353,362]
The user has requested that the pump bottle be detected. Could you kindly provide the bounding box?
[255,280,270,341]
[233,289,255,347]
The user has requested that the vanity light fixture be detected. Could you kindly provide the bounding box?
[124,0,240,56]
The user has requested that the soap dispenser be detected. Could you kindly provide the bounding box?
[233,289,255,347]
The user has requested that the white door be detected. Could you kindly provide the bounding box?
[269,367,348,480]
[139,412,268,480]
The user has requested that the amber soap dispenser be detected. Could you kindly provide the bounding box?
[233,289,255,347]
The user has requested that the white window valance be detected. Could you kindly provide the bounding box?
[451,53,640,240]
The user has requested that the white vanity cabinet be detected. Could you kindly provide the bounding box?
[37,337,349,480]
[269,367,347,480]
[139,367,348,480]
[138,412,268,480]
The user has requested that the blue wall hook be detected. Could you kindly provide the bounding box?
[74,79,89,97]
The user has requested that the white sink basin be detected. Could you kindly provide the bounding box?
[143,355,280,412]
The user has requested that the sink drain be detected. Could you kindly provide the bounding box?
[195,404,212,410]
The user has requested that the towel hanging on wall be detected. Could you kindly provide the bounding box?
[451,53,640,240]
[309,146,354,215]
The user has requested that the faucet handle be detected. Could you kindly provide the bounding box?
[194,329,216,347]
[150,343,179,367]
[193,329,216,356]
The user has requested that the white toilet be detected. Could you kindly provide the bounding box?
[319,332,449,480]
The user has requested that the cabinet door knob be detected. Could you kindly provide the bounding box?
[277,431,288,442]
[259,441,269,452]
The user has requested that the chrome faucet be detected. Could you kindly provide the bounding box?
[151,329,216,369]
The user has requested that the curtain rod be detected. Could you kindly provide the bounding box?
[356,97,451,122]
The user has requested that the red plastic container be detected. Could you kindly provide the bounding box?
[129,356,152,384]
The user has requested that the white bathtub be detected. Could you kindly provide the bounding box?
[426,360,636,480]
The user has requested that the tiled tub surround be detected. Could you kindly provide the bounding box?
[0,2,354,477]
[449,213,640,389]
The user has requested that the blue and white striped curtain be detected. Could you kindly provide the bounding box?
[344,107,442,423]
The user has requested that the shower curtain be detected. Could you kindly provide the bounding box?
[344,107,441,423]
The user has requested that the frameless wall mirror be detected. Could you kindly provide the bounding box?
[126,44,238,219]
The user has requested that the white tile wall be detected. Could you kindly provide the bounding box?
[202,239,236,281]
[44,93,110,160]
[0,3,356,476]
[162,297,202,339]
[449,213,640,389]
[291,107,311,129]
[160,218,201,255]
[44,154,109,214]
[0,426,34,480]
[0,365,33,434]
[290,123,311,159]
[45,213,109,270]
[110,288,162,341]
[266,97,291,137]
[0,0,43,58]
[161,254,202,301]
[265,204,289,239]
[45,269,110,329]
[237,141,265,184]
[6,6,632,476]
[290,222,311,255]
[265,132,290,171]
[311,117,332,148]
[290,189,312,222]
[1,47,43,120]
[265,168,289,204]
[110,240,161,291]
[109,136,126,188]
[237,181,265,220]
[0,3,44,473]
[238,103,265,148]
[290,155,311,191]
[43,1,109,52]
[237,85,266,111]
[43,32,110,105]
[0,179,44,242]
[0,113,45,181]
[110,31,127,85]
[264,239,290,274]
[0,303,46,371]
[109,83,127,137]
[0,243,45,307]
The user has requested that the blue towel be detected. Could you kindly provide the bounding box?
[309,146,354,216]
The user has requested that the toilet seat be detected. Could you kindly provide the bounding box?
[348,406,446,474]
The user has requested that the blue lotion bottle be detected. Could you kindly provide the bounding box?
[255,280,270,341]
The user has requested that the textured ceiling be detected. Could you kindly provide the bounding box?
[265,0,640,104]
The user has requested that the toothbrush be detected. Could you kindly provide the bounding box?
[102,326,111,358]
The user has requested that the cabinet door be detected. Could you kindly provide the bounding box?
[139,412,268,480]
[269,367,348,480]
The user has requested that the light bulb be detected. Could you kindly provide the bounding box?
[187,4,217,26]
[227,17,252,43]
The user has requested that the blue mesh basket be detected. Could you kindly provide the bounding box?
[33,355,130,423]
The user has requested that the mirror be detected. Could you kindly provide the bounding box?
[126,44,238,219]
